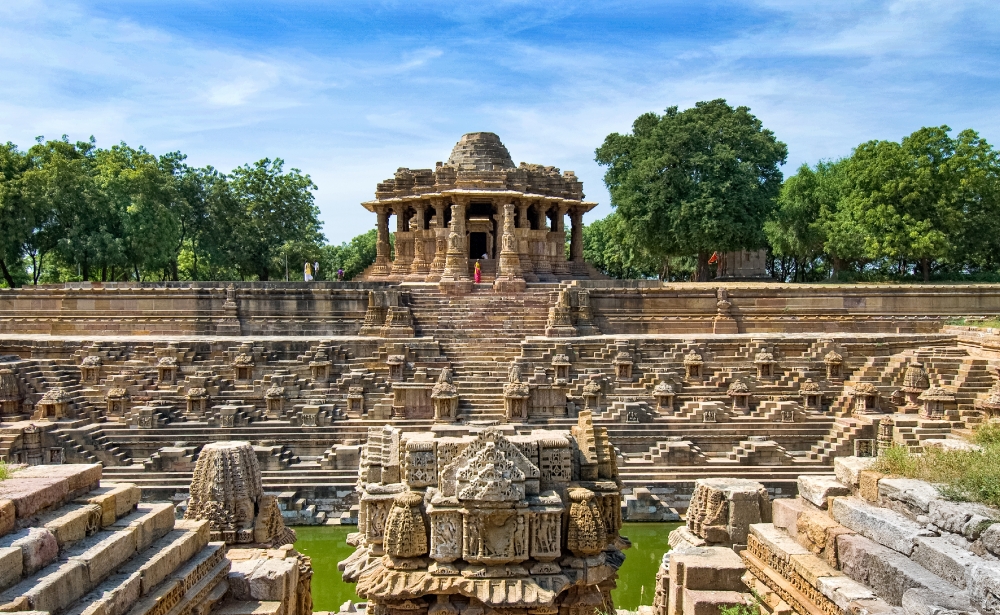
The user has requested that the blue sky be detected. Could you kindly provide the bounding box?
[2,1,998,243]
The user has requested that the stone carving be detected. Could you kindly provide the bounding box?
[852,382,882,414]
[902,362,930,407]
[184,440,296,546]
[341,416,626,615]
[385,491,429,559]
[431,368,459,422]
[504,361,530,421]
[0,368,23,416]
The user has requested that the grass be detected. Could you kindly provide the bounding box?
[0,459,10,480]
[945,317,1000,329]
[872,423,1000,508]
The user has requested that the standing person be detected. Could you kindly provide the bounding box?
[304,261,313,282]
[474,260,482,284]
[337,268,344,281]
[314,262,320,279]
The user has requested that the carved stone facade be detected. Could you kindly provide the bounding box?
[340,413,627,615]
[184,440,297,547]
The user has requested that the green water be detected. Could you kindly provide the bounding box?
[294,522,681,612]
[294,526,362,611]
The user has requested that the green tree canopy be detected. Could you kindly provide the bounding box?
[595,99,788,281]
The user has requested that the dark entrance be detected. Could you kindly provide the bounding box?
[469,232,487,259]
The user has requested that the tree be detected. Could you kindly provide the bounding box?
[765,160,847,281]
[221,159,323,281]
[0,143,32,287]
[840,126,975,281]
[320,229,388,281]
[582,212,661,279]
[94,144,182,281]
[20,137,110,282]
[596,99,787,281]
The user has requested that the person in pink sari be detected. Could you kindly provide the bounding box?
[474,260,482,283]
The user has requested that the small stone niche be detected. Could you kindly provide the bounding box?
[386,355,406,382]
[348,386,365,415]
[551,353,571,384]
[157,357,178,385]
[852,383,882,414]
[80,356,102,384]
[613,350,633,382]
[824,351,844,380]
[727,380,751,414]
[106,387,129,417]
[233,353,254,382]
[754,350,776,380]
[799,379,822,411]
[653,379,675,414]
[918,387,955,420]
[684,351,704,381]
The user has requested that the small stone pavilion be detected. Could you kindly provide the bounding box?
[360,132,600,290]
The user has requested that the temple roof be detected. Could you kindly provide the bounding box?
[363,132,595,208]
[446,132,515,171]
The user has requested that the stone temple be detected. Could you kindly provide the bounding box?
[358,132,602,291]
[3,132,1000,614]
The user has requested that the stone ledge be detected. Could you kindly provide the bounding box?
[831,497,932,556]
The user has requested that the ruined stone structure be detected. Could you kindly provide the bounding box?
[339,415,627,615]
[652,461,1000,615]
[0,462,314,615]
[357,132,601,290]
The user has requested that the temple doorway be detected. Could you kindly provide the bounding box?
[469,232,487,259]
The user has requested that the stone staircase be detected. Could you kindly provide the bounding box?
[0,464,229,615]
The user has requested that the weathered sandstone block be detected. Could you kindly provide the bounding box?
[837,533,957,606]
[795,509,853,567]
[831,496,933,556]
[5,527,59,575]
[878,478,940,514]
[834,456,875,490]
[687,478,770,546]
[969,561,1000,615]
[902,588,975,615]
[797,475,850,509]
[929,499,997,540]
[771,498,806,539]
[911,535,981,589]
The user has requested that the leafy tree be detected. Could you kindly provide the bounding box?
[320,229,388,281]
[0,143,32,287]
[596,99,787,281]
[765,160,848,281]
[19,137,110,282]
[219,159,323,281]
[582,212,661,279]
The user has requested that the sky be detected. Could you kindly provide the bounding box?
[1,0,998,244]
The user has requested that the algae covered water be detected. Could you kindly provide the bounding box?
[294,522,681,612]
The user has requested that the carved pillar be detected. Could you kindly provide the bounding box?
[569,209,586,275]
[427,199,448,282]
[552,204,570,276]
[534,202,554,281]
[494,203,526,293]
[408,203,430,279]
[441,200,469,282]
[391,205,413,275]
[371,206,391,276]
[514,201,537,282]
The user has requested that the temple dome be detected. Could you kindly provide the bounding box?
[446,132,515,171]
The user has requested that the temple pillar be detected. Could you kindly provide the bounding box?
[391,205,413,276]
[534,202,555,281]
[371,206,391,276]
[518,201,538,282]
[494,203,526,293]
[552,204,571,276]
[570,209,586,275]
[440,200,471,292]
[427,199,447,282]
[408,203,431,279]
